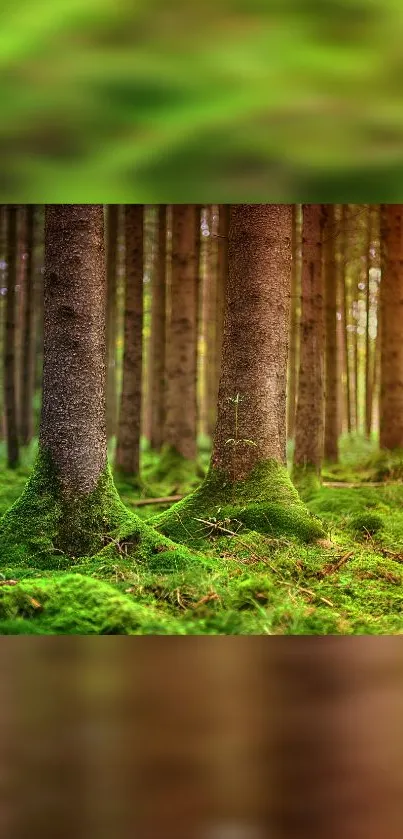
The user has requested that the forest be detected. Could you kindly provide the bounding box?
[0,203,402,635]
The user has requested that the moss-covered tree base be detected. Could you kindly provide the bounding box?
[151,459,326,547]
[0,449,205,573]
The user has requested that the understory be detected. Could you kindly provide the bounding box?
[1,434,403,635]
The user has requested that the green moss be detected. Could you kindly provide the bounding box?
[152,459,325,546]
[292,464,322,499]
[349,512,384,536]
[147,445,201,492]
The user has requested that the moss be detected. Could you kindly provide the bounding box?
[147,445,201,491]
[349,512,384,536]
[292,464,322,499]
[152,459,325,546]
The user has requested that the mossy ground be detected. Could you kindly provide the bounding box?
[1,435,403,635]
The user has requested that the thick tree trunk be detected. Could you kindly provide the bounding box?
[380,204,403,450]
[215,204,230,403]
[287,204,300,441]
[19,204,36,446]
[164,204,198,461]
[4,205,19,468]
[323,204,339,462]
[149,205,167,451]
[293,204,325,489]
[155,205,324,544]
[106,205,119,439]
[116,205,144,476]
[0,205,134,562]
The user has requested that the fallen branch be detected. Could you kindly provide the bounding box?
[323,481,385,488]
[281,581,334,608]
[318,551,354,578]
[130,494,184,507]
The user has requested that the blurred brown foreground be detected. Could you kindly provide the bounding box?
[1,639,402,839]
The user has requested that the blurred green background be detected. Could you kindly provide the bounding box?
[2,0,403,201]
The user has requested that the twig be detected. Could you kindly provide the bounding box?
[130,494,184,507]
[318,551,354,578]
[280,581,334,608]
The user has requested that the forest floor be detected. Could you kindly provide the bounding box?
[1,435,403,635]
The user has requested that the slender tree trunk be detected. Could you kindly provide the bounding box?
[293,204,325,485]
[4,205,19,468]
[341,205,352,434]
[149,205,167,451]
[379,204,403,450]
[200,206,217,439]
[323,204,339,462]
[287,204,300,441]
[106,205,119,439]
[365,204,372,439]
[164,204,198,461]
[156,204,324,544]
[116,205,144,476]
[19,205,36,446]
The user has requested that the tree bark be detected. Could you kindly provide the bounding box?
[106,204,119,439]
[379,204,403,450]
[215,204,230,404]
[4,205,19,468]
[116,205,144,476]
[164,204,198,461]
[293,204,325,483]
[340,205,352,434]
[287,204,300,441]
[155,205,325,544]
[323,204,339,462]
[149,205,167,451]
[19,204,36,446]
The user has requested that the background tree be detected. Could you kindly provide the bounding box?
[149,204,167,451]
[293,204,325,491]
[106,205,119,439]
[19,204,36,446]
[323,204,339,462]
[116,205,144,476]
[379,204,403,451]
[4,205,19,468]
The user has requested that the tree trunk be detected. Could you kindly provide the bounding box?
[19,204,36,446]
[287,204,300,441]
[106,204,119,439]
[116,205,144,476]
[379,204,403,450]
[323,204,339,462]
[0,205,134,562]
[164,204,198,462]
[215,204,230,403]
[340,205,352,434]
[200,206,217,439]
[149,205,167,451]
[154,205,325,544]
[4,205,19,468]
[293,204,325,491]
[365,204,372,439]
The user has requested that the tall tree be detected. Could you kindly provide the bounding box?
[163,204,198,463]
[4,205,19,468]
[379,204,403,450]
[19,204,36,446]
[105,205,119,439]
[116,205,144,476]
[340,204,352,434]
[0,205,134,560]
[287,204,300,441]
[149,205,167,451]
[154,205,324,544]
[323,204,339,462]
[293,204,325,490]
[215,204,230,402]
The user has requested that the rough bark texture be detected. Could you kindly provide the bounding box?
[212,204,291,478]
[380,204,403,450]
[323,204,339,462]
[116,205,144,475]
[215,204,230,402]
[19,204,36,446]
[165,204,198,460]
[4,205,19,468]
[287,204,300,440]
[200,206,217,438]
[293,204,325,477]
[41,205,107,493]
[154,204,325,544]
[149,205,167,450]
[106,204,118,439]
